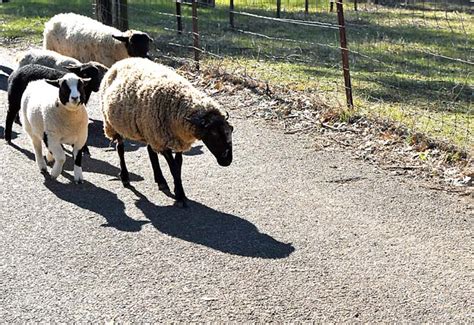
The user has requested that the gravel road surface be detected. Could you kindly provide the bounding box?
[0,47,472,322]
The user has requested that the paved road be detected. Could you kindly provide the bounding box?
[0,47,472,322]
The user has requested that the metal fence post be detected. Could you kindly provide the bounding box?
[305,0,309,14]
[192,0,200,70]
[230,0,234,28]
[176,0,183,34]
[276,0,281,18]
[354,0,357,11]
[336,0,353,108]
[330,0,334,12]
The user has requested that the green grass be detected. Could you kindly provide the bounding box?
[1,0,472,150]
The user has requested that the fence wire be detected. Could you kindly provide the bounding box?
[97,0,472,151]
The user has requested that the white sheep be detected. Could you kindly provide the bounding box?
[21,73,90,183]
[43,12,153,67]
[100,58,233,206]
[16,49,81,71]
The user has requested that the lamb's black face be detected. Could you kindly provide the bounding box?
[187,111,233,167]
[46,73,90,110]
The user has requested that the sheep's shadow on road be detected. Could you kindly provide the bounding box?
[0,65,12,92]
[87,119,143,152]
[127,186,295,259]
[183,144,204,156]
[0,126,18,141]
[8,141,144,182]
[44,175,149,232]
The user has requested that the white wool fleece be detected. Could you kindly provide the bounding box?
[43,13,129,67]
[21,79,89,182]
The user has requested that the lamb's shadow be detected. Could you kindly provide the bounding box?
[128,186,295,259]
[87,119,143,152]
[0,65,13,91]
[44,175,149,232]
[0,126,18,141]
[8,142,35,160]
[9,141,144,182]
[0,65,13,75]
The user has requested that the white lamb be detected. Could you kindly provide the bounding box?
[43,12,153,67]
[21,73,90,183]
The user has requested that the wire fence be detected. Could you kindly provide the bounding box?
[95,0,472,151]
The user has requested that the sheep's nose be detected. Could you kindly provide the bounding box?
[71,96,79,101]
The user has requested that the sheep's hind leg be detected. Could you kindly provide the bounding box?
[162,149,186,207]
[116,135,130,186]
[5,109,18,144]
[48,140,66,180]
[31,136,47,173]
[147,145,170,194]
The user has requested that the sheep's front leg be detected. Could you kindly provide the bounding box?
[31,136,47,173]
[116,136,130,186]
[48,139,66,180]
[72,145,84,184]
[147,145,170,192]
[162,149,186,207]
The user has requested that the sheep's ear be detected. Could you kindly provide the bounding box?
[112,34,129,43]
[66,64,82,73]
[46,79,61,88]
[81,77,91,85]
[185,115,209,129]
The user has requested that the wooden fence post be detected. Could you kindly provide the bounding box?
[330,0,334,12]
[276,0,281,18]
[116,0,128,31]
[96,0,113,26]
[192,0,200,70]
[176,0,183,34]
[336,0,353,108]
[354,0,357,11]
[230,0,234,28]
[305,0,309,14]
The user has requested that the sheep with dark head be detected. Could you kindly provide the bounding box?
[43,13,153,67]
[100,58,233,206]
[5,62,108,144]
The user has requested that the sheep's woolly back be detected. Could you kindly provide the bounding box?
[100,58,225,152]
[16,49,81,71]
[43,13,129,67]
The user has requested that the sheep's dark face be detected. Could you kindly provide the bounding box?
[187,110,233,167]
[113,32,153,59]
[46,73,90,111]
[67,62,108,92]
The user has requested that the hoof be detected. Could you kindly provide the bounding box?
[82,146,91,156]
[6,140,12,145]
[40,168,48,175]
[118,172,130,186]
[74,179,84,184]
[158,183,169,191]
[174,199,188,208]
